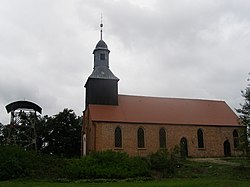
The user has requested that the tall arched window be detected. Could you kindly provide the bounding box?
[137,128,145,148]
[197,128,204,148]
[159,128,166,148]
[233,130,239,148]
[115,127,122,148]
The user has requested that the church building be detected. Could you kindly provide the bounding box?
[82,24,243,158]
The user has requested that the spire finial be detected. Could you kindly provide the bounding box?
[100,14,103,40]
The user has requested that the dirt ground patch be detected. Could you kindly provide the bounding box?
[189,158,241,166]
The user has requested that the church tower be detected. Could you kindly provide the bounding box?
[84,23,119,107]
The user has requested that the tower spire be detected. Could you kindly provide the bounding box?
[100,14,103,40]
[85,17,119,107]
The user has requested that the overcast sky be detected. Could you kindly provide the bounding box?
[0,0,249,124]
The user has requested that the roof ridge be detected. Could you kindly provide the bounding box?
[118,94,225,103]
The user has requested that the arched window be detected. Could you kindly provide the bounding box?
[197,128,204,148]
[115,127,122,148]
[159,128,166,148]
[137,128,145,148]
[233,130,239,148]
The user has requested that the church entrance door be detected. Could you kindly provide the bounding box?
[180,137,188,158]
[224,140,231,157]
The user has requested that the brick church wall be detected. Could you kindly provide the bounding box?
[93,122,242,157]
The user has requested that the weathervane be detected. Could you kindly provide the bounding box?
[100,14,103,40]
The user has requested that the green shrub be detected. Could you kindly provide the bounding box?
[0,145,36,180]
[65,150,150,179]
[31,154,66,179]
[0,145,67,180]
[149,147,180,178]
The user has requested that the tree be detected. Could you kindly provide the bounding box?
[0,109,82,158]
[236,76,250,157]
[0,122,8,145]
[37,108,82,158]
[0,122,4,145]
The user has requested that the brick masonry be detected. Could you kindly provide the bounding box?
[84,121,243,157]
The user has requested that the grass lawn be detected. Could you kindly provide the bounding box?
[1,179,250,187]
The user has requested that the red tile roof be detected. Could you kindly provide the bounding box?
[88,95,240,126]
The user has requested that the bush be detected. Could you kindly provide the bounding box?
[0,145,36,180]
[1,146,182,180]
[0,147,150,180]
[149,147,180,178]
[31,154,66,179]
[0,145,66,180]
[65,150,150,179]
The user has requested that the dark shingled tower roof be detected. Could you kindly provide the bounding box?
[95,39,108,49]
[88,66,119,80]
